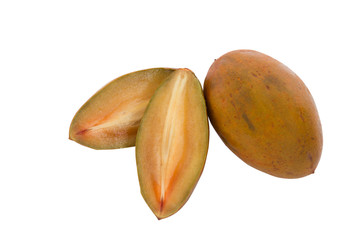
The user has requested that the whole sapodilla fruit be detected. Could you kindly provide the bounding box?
[204,50,323,178]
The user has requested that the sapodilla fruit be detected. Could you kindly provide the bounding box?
[204,50,323,178]
[136,69,209,219]
[69,68,175,149]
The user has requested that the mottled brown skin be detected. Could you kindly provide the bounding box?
[204,50,323,178]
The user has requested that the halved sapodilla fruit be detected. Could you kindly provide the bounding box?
[136,69,209,219]
[69,68,176,149]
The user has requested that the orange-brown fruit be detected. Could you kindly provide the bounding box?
[204,50,322,178]
[136,69,209,219]
[69,68,175,149]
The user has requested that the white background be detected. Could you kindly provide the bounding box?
[1,0,359,239]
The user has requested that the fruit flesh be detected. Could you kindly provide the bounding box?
[69,68,175,149]
[136,69,209,219]
[204,50,322,178]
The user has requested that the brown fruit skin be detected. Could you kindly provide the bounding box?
[204,50,323,178]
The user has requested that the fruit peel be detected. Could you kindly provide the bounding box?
[204,50,323,178]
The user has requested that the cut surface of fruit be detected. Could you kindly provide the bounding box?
[69,68,175,149]
[136,69,209,219]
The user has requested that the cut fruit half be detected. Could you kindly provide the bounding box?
[69,68,176,149]
[136,69,209,219]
